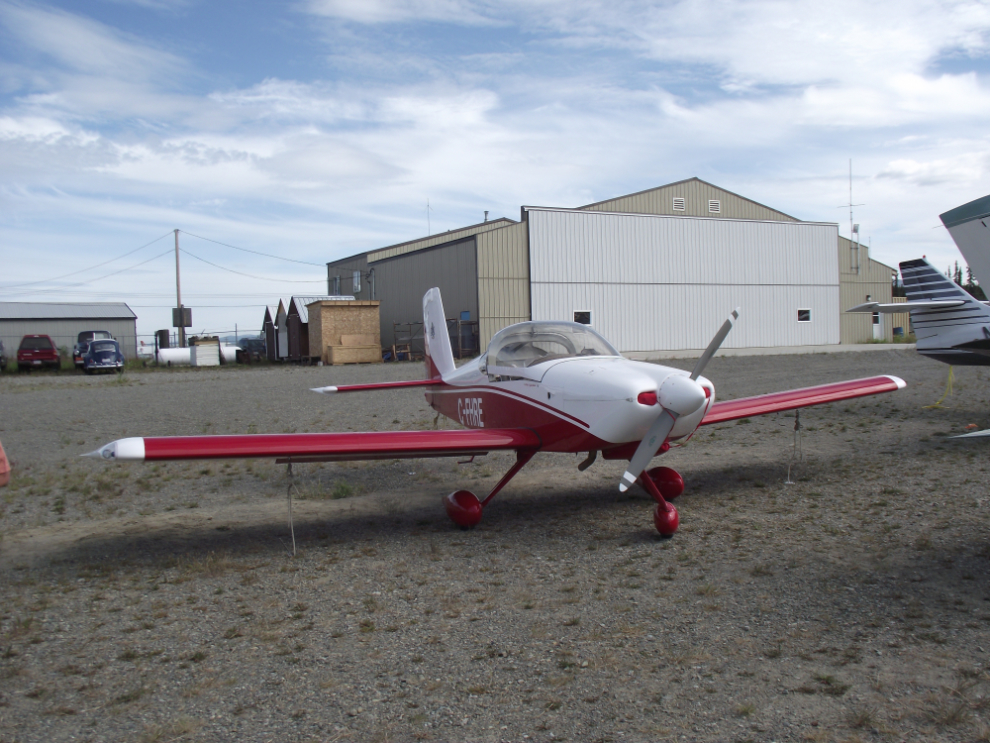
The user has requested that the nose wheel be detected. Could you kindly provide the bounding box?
[640,466,683,537]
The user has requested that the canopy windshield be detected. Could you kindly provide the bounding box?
[487,322,619,370]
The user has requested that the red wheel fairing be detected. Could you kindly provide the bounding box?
[653,502,679,537]
[647,466,684,500]
[444,490,483,528]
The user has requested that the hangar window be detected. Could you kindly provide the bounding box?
[332,276,341,295]
[797,309,812,323]
[352,270,361,293]
[672,197,685,211]
[574,311,592,325]
[708,200,721,213]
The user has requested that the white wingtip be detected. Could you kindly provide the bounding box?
[310,386,338,394]
[953,428,990,439]
[890,375,907,390]
[81,437,145,461]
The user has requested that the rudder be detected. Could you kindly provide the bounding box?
[423,287,455,380]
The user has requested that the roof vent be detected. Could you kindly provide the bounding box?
[672,197,685,211]
[708,200,721,213]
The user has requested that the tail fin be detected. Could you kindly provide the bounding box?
[940,194,990,289]
[423,287,455,380]
[900,258,990,362]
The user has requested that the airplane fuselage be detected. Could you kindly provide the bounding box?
[425,355,715,454]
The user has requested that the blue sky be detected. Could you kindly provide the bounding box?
[2,0,990,340]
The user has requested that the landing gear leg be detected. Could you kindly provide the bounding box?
[444,449,537,529]
[639,470,679,538]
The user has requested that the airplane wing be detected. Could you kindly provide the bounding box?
[86,428,541,463]
[846,300,965,313]
[311,379,444,394]
[700,375,905,425]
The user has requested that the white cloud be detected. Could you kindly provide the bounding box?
[304,0,495,25]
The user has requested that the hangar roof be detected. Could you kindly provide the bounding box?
[0,302,137,320]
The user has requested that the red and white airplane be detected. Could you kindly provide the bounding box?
[89,289,905,537]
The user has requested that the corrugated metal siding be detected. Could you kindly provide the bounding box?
[368,218,517,262]
[0,302,137,320]
[325,255,370,299]
[0,318,138,359]
[837,236,896,343]
[578,178,799,222]
[476,221,530,347]
[527,208,839,353]
[371,238,479,349]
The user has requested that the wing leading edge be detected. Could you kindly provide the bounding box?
[86,429,542,463]
[700,375,906,426]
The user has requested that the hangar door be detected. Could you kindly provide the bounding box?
[526,208,840,354]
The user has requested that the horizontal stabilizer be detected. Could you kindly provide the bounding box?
[312,379,444,394]
[701,375,905,425]
[846,300,965,313]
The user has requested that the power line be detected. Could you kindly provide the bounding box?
[0,231,173,290]
[179,248,324,283]
[180,230,325,267]
[0,249,174,299]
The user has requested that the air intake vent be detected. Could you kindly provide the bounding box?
[708,200,721,213]
[672,197,685,211]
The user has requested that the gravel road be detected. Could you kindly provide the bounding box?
[2,349,990,742]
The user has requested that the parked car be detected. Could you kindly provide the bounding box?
[236,337,266,362]
[0,339,7,372]
[82,339,125,374]
[74,330,113,369]
[18,335,60,371]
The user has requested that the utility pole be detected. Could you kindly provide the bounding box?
[174,229,186,347]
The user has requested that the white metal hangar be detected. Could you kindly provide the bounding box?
[326,178,894,357]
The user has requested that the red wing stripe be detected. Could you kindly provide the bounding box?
[142,429,541,461]
[700,375,905,425]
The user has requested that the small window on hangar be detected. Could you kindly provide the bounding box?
[797,309,812,323]
[574,311,592,325]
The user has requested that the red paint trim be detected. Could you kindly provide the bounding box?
[332,379,445,393]
[141,429,541,461]
[700,375,904,425]
[433,385,590,428]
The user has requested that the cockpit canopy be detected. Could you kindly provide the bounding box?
[486,322,620,372]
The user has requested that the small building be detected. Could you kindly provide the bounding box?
[307,299,382,364]
[275,300,288,360]
[262,306,277,361]
[0,302,138,358]
[285,296,358,362]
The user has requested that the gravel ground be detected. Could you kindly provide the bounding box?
[1,350,990,742]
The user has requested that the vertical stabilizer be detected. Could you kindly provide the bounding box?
[900,258,990,365]
[423,288,455,380]
[940,195,990,288]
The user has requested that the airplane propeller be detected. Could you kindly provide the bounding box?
[618,308,739,493]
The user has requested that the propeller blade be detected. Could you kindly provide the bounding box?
[690,308,740,381]
[618,410,677,493]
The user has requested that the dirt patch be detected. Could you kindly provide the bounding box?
[2,352,990,742]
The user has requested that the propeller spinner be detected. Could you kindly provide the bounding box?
[618,308,739,493]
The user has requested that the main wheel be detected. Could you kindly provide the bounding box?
[653,502,680,537]
[444,490,483,529]
[647,466,684,500]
